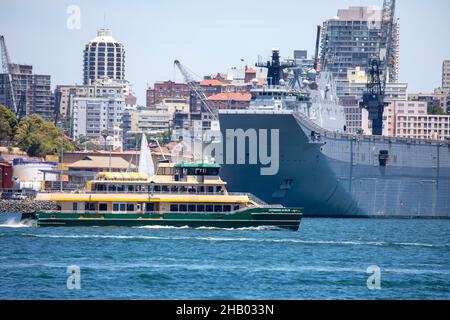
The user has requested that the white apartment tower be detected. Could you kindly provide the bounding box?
[83,29,125,85]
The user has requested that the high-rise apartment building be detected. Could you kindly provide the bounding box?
[83,29,125,85]
[443,60,450,89]
[0,64,52,120]
[320,6,400,97]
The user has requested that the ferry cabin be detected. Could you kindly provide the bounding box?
[43,163,251,215]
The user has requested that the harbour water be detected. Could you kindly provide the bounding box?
[0,213,449,300]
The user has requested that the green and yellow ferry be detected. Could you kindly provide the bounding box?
[21,163,302,230]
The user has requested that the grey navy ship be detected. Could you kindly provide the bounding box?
[218,50,450,218]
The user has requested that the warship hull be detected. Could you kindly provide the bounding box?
[219,110,450,218]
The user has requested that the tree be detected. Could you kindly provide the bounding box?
[0,104,18,141]
[427,103,445,115]
[15,114,77,157]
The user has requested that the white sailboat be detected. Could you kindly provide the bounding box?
[138,133,155,177]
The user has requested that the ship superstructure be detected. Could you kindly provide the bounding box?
[218,50,450,218]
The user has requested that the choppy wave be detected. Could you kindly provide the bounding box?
[11,233,446,248]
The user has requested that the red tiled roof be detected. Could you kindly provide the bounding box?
[200,79,223,86]
[208,92,252,102]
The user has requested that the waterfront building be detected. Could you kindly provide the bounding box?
[146,81,190,107]
[361,100,450,140]
[71,94,124,150]
[55,78,131,118]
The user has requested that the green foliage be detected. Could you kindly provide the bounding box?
[0,104,18,141]
[15,114,77,157]
[427,103,445,115]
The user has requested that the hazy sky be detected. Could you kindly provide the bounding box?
[1,0,449,104]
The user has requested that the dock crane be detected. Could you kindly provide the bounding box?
[0,35,18,115]
[173,59,217,121]
[360,0,396,136]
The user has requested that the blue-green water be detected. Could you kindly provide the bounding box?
[0,214,449,300]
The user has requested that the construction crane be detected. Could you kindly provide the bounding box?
[360,0,396,136]
[0,35,18,115]
[173,60,217,120]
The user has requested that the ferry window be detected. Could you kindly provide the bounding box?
[216,186,222,193]
[171,186,178,193]
[117,185,124,192]
[119,203,126,211]
[205,205,214,212]
[162,185,169,192]
[188,205,196,212]
[197,205,205,212]
[127,185,134,192]
[233,205,240,211]
[207,186,214,193]
[199,186,205,193]
[73,203,78,211]
[214,205,222,212]
[180,186,187,193]
[113,203,119,211]
[145,203,154,212]
[179,204,187,212]
[154,185,161,192]
[188,187,196,194]
[85,202,95,211]
[170,204,178,212]
[223,205,231,212]
[127,204,134,212]
[99,203,108,211]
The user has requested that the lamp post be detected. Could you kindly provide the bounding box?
[60,131,64,192]
[101,130,112,172]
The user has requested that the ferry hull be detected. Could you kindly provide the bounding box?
[218,111,450,218]
[21,210,302,231]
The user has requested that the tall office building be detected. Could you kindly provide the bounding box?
[443,60,450,89]
[83,29,125,85]
[320,6,400,96]
[0,64,52,120]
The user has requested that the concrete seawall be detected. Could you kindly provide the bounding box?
[0,200,58,214]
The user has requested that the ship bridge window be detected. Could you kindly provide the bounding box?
[233,204,240,211]
[207,186,214,193]
[216,186,223,193]
[379,150,389,167]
